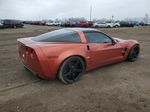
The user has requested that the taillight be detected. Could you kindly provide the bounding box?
[30,53,34,59]
[24,47,35,59]
[18,43,36,60]
[25,47,29,55]
[30,49,35,59]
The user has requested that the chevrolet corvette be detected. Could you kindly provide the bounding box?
[17,28,140,84]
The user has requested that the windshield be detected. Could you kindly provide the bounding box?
[0,20,3,24]
[32,29,81,42]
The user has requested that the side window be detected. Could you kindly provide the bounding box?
[84,32,112,43]
[54,32,81,42]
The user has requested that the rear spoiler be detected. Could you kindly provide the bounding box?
[17,37,39,49]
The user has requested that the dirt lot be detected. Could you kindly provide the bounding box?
[0,25,150,112]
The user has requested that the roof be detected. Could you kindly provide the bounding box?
[65,28,100,32]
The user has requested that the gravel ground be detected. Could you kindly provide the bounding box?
[0,25,150,112]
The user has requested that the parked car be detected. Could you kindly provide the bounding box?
[107,22,120,28]
[54,21,61,26]
[22,21,32,24]
[92,22,113,28]
[119,21,134,27]
[61,21,72,27]
[1,19,24,28]
[18,28,140,84]
[0,22,4,29]
[132,21,145,26]
[46,21,54,26]
[70,21,92,27]
[31,21,46,25]
[46,21,61,26]
[145,23,150,26]
[88,21,94,27]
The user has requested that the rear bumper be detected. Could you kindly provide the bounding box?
[22,62,37,75]
[20,52,56,80]
[18,38,57,80]
[22,61,52,80]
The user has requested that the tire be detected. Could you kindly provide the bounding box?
[13,25,17,28]
[127,44,140,62]
[115,25,119,28]
[58,56,85,84]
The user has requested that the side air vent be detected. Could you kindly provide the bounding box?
[122,47,128,56]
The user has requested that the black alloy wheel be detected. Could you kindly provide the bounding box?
[58,56,85,84]
[127,45,140,62]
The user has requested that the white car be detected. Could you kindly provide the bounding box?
[92,22,112,28]
[46,21,61,26]
[0,23,4,28]
[107,22,120,28]
[93,22,120,28]
[46,22,54,26]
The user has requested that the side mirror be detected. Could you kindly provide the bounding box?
[112,39,117,45]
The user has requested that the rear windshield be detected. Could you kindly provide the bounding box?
[32,29,81,42]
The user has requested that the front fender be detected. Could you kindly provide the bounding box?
[127,40,139,51]
[120,40,140,59]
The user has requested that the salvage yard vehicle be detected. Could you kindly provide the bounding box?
[61,21,72,27]
[46,21,54,26]
[145,23,150,26]
[1,19,24,28]
[31,21,46,25]
[120,21,134,27]
[93,22,120,28]
[53,21,61,26]
[70,21,93,27]
[107,22,120,28]
[92,22,113,28]
[0,20,4,29]
[131,21,145,26]
[46,21,61,26]
[0,23,4,29]
[17,28,140,84]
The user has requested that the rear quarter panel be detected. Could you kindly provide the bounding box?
[39,43,90,79]
[17,38,51,79]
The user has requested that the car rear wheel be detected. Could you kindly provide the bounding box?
[115,25,119,28]
[13,25,17,28]
[127,44,140,62]
[58,56,85,84]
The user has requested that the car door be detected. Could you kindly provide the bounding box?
[97,23,103,27]
[84,31,123,68]
[100,23,107,27]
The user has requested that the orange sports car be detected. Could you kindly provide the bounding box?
[17,28,140,84]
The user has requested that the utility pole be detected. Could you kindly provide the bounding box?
[112,15,114,22]
[90,5,92,21]
[145,13,149,24]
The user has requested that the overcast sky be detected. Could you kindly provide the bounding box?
[0,0,150,20]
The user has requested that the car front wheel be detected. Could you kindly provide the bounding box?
[58,56,85,84]
[114,25,119,28]
[127,44,140,62]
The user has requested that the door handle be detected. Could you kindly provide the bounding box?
[87,45,90,50]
